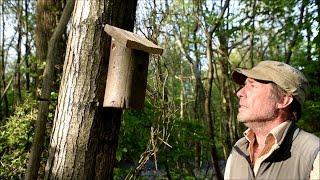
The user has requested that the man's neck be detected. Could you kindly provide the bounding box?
[245,118,284,146]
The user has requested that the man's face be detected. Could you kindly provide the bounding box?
[236,78,279,123]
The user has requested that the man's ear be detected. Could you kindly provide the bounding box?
[277,95,293,109]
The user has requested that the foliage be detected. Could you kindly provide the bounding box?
[114,102,156,178]
[298,101,320,137]
[0,95,37,179]
[295,59,320,137]
[158,119,209,173]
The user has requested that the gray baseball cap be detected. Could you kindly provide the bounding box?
[232,60,309,106]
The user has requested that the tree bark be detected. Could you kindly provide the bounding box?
[285,0,307,63]
[26,1,75,179]
[317,0,320,62]
[173,14,204,175]
[204,31,223,180]
[202,1,230,178]
[14,0,23,104]
[44,0,137,179]
[305,7,312,62]
[34,0,65,95]
[217,32,234,156]
[24,0,30,91]
[0,1,9,120]
[192,23,204,175]
[250,0,257,67]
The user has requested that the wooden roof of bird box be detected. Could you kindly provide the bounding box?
[103,24,163,109]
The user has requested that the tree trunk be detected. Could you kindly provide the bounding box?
[26,1,75,179]
[317,0,320,62]
[27,1,67,178]
[24,0,30,91]
[285,0,307,63]
[250,0,257,67]
[174,19,204,175]
[0,1,9,120]
[217,32,234,156]
[180,61,185,121]
[201,0,230,178]
[306,7,312,62]
[14,0,23,104]
[193,31,204,175]
[44,0,137,179]
[34,0,64,95]
[204,32,223,180]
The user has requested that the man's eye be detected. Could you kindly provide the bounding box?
[236,87,242,92]
[251,83,258,88]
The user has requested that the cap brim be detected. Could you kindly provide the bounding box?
[232,69,247,85]
[232,68,273,85]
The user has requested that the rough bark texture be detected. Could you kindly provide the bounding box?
[26,1,75,179]
[35,0,64,62]
[45,0,137,179]
[34,0,65,94]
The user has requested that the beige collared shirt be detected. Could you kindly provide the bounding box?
[224,121,320,179]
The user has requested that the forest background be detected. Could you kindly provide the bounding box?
[0,0,319,179]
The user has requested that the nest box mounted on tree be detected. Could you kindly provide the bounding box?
[103,24,163,109]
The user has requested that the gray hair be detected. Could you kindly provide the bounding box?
[270,83,301,121]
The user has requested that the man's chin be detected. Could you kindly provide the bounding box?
[237,115,249,122]
[238,115,263,123]
[238,118,274,126]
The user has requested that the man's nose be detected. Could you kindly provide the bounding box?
[236,86,245,98]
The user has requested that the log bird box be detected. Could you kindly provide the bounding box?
[103,24,163,109]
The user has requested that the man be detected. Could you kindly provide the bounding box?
[224,60,319,179]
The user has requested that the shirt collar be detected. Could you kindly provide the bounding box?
[269,121,292,144]
[244,121,292,145]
